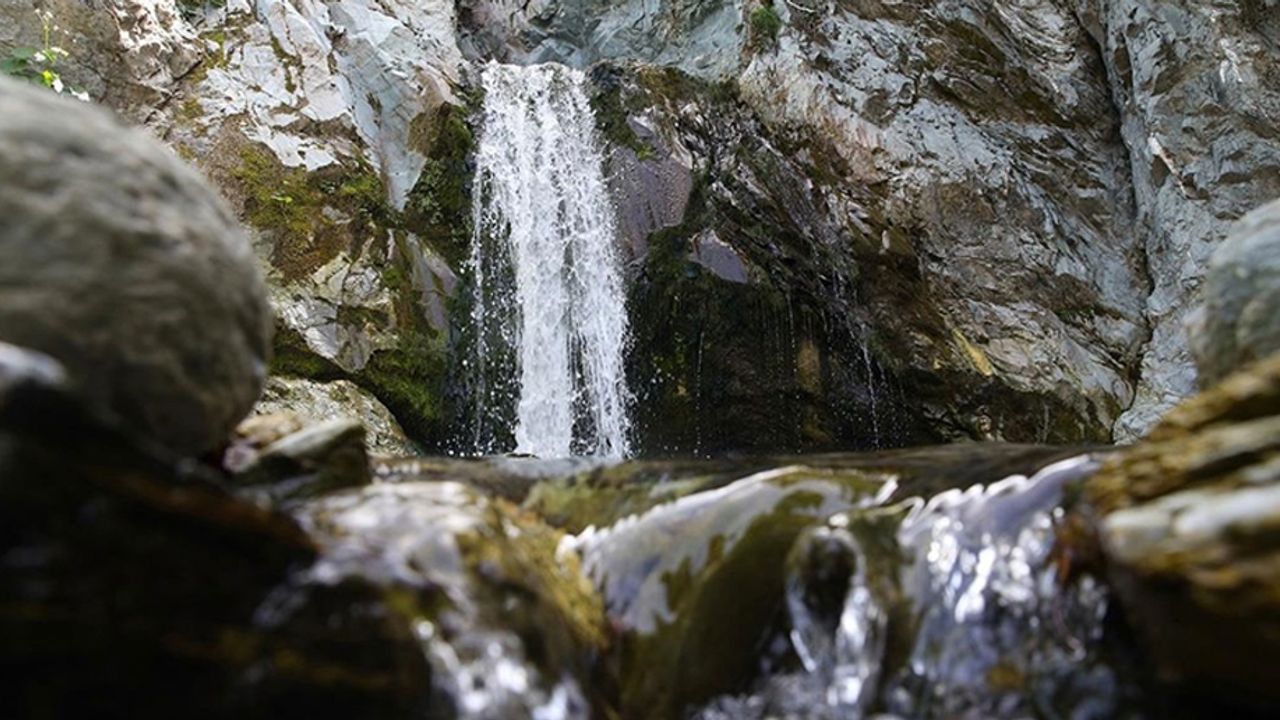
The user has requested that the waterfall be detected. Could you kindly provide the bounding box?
[467,62,633,459]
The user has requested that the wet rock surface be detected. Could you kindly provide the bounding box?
[3,2,1280,717]
[0,344,433,718]
[546,446,1141,719]
[227,415,372,505]
[525,443,1096,533]
[698,456,1131,720]
[299,481,609,718]
[5,0,1275,448]
[474,0,1280,445]
[1088,352,1280,708]
[0,343,599,718]
[0,75,271,456]
[738,0,1146,443]
[1,332,1272,718]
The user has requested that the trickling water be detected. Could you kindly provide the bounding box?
[468,62,632,459]
[696,454,1126,720]
[859,335,881,448]
[837,455,1115,719]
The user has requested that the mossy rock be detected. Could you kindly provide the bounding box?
[405,102,476,267]
[747,4,783,51]
[270,312,450,451]
[1087,353,1280,709]
[300,481,611,715]
[0,354,433,718]
[230,140,460,450]
[578,466,889,718]
[232,144,391,284]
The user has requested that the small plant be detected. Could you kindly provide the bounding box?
[748,3,783,50]
[1,10,88,101]
[177,0,228,25]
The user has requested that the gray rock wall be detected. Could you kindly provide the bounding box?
[1076,0,1280,437]
[475,0,1280,443]
[4,0,1276,449]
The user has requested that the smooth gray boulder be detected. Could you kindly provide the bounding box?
[0,76,272,455]
[1188,199,1280,386]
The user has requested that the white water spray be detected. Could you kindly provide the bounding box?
[468,62,632,458]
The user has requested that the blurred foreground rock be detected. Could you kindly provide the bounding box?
[0,75,272,455]
[0,342,431,718]
[1188,199,1280,387]
[1089,352,1280,708]
[227,414,372,504]
[0,339,612,718]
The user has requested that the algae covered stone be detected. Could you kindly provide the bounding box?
[300,481,609,717]
[0,75,272,455]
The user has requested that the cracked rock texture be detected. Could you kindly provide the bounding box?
[2,0,1277,449]
[1078,0,1280,438]
[477,0,1280,445]
[252,376,417,456]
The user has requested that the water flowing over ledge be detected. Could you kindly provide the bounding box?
[466,62,633,459]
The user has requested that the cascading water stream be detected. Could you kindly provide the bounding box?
[692,454,1127,719]
[467,62,632,459]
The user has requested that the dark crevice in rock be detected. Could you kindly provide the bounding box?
[1071,1,1155,429]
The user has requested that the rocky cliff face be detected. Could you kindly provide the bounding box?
[1077,0,1280,436]
[474,0,1280,447]
[5,0,1275,450]
[2,0,470,447]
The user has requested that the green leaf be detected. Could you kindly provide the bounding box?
[0,57,28,75]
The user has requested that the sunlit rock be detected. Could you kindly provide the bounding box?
[0,76,272,455]
[252,376,417,456]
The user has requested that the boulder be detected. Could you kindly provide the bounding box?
[227,414,372,504]
[1088,353,1280,708]
[0,341,433,718]
[1187,199,1280,386]
[252,376,417,456]
[0,75,272,455]
[299,481,609,717]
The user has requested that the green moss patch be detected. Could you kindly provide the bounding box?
[748,3,783,50]
[232,144,391,283]
[405,103,476,265]
[234,114,473,449]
